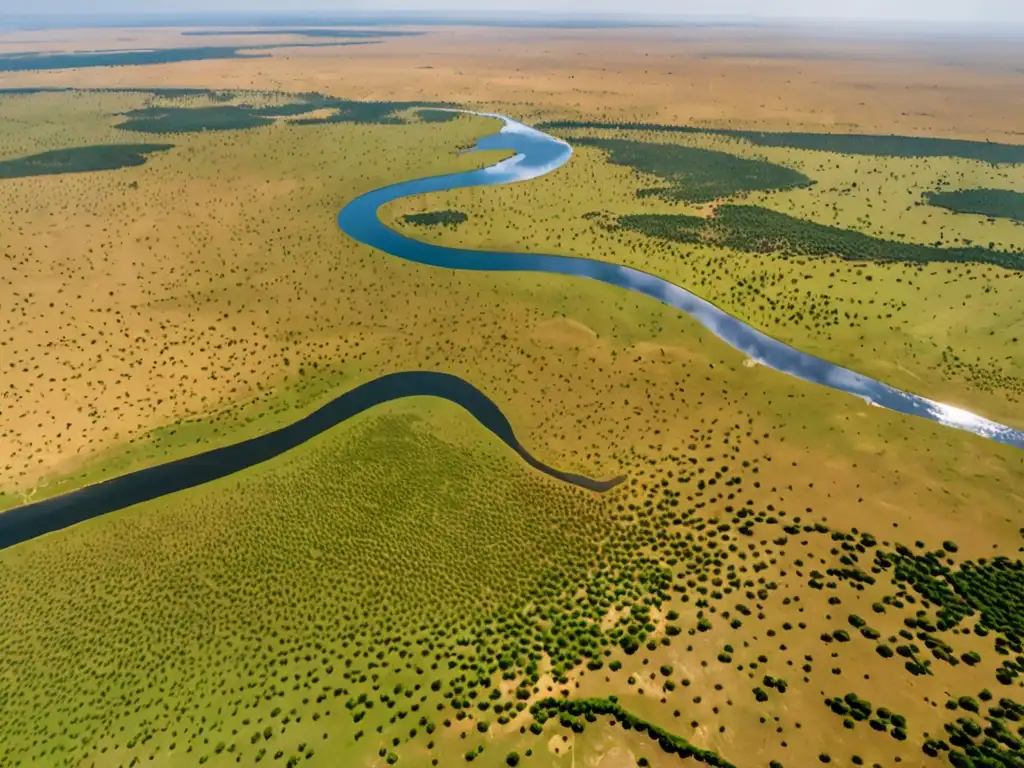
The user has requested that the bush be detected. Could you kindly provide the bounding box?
[958,697,979,713]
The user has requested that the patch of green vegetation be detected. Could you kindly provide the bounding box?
[414,109,461,123]
[571,137,813,204]
[0,86,251,100]
[402,209,469,227]
[932,698,1024,764]
[614,206,1024,269]
[531,697,734,767]
[0,43,374,73]
[824,693,909,740]
[117,98,459,132]
[614,212,706,244]
[541,120,1024,164]
[875,547,1024,656]
[730,131,1024,165]
[290,100,457,127]
[117,105,276,133]
[0,143,173,178]
[925,188,1024,223]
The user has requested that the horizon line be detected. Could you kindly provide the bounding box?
[2,10,1024,29]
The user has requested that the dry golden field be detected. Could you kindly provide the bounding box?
[1,23,1023,138]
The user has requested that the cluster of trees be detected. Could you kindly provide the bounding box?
[540,120,1024,163]
[402,210,469,228]
[928,694,1023,763]
[0,40,392,74]
[531,697,735,767]
[571,137,813,204]
[0,144,173,178]
[616,213,705,244]
[824,693,907,738]
[614,205,1024,270]
[117,105,280,133]
[876,547,1024,646]
[290,100,459,127]
[925,188,1024,223]
[118,98,459,133]
[0,45,311,73]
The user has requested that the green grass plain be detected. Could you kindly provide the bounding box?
[3,88,1024,768]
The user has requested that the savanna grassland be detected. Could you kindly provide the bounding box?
[2,22,1024,768]
[386,122,1024,428]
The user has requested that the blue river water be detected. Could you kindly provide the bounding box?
[338,111,1024,450]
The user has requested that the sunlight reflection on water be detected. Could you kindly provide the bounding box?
[338,109,1024,451]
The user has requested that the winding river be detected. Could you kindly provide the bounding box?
[4,110,1022,552]
[0,372,623,552]
[339,110,1024,450]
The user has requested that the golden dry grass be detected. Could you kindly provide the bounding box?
[0,91,505,491]
[1,24,1022,138]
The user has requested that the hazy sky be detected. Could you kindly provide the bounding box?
[10,0,1024,25]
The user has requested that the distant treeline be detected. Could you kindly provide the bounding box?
[925,188,1024,223]
[615,205,1024,270]
[117,98,459,132]
[288,101,459,127]
[542,120,1024,164]
[0,86,238,99]
[0,87,460,139]
[0,144,173,179]
[181,28,422,39]
[0,42,378,73]
[572,137,813,204]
